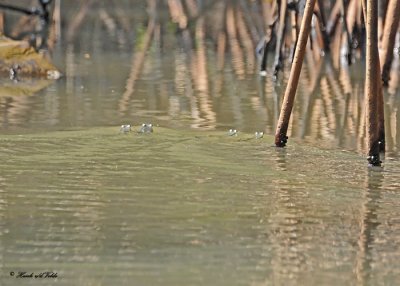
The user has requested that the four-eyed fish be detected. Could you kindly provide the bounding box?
[120,124,131,133]
[255,131,264,139]
[121,125,262,139]
[139,123,153,133]
[228,129,238,136]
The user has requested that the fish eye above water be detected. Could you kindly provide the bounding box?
[120,124,131,133]
[255,131,264,139]
[139,123,154,133]
[228,129,238,136]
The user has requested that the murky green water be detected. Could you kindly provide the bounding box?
[1,1,400,285]
[1,127,399,285]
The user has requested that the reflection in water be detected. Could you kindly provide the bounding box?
[0,1,398,156]
[272,147,287,172]
[270,187,306,284]
[0,175,5,282]
[226,4,246,80]
[268,149,303,284]
[355,170,383,284]
[191,15,216,129]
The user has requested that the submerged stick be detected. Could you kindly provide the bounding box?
[365,0,381,166]
[274,0,317,147]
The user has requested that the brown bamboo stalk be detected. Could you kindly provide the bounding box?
[275,0,317,147]
[0,12,4,35]
[365,0,381,166]
[377,63,385,152]
[362,0,386,153]
[380,0,400,86]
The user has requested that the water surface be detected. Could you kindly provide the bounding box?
[1,127,400,285]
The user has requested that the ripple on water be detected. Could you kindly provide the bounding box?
[1,127,400,285]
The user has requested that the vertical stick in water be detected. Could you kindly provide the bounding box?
[365,0,381,166]
[381,0,400,86]
[274,0,317,147]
